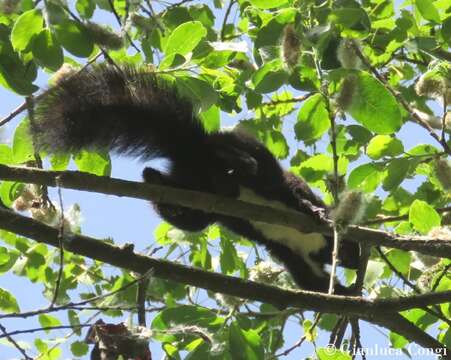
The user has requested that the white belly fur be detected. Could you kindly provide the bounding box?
[238,187,327,276]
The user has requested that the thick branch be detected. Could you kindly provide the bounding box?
[0,208,448,351]
[0,164,450,258]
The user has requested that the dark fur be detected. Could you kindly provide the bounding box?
[33,65,359,294]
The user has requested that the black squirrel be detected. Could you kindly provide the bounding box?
[31,64,359,294]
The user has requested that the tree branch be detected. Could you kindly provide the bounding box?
[0,208,449,351]
[0,164,450,258]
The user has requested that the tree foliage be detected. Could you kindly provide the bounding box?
[0,0,450,359]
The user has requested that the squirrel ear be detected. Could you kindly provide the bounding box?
[214,145,258,176]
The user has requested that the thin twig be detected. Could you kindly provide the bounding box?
[330,316,348,348]
[220,0,235,41]
[350,318,366,360]
[363,206,451,226]
[0,324,92,339]
[42,311,101,359]
[0,269,154,320]
[0,52,102,128]
[141,1,165,32]
[441,86,448,144]
[328,226,340,294]
[0,323,33,360]
[107,0,122,25]
[276,314,321,357]
[0,102,28,127]
[432,263,451,292]
[165,0,194,10]
[136,274,149,326]
[49,177,65,307]
[263,93,314,107]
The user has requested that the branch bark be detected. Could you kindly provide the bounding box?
[0,208,448,352]
[0,164,450,258]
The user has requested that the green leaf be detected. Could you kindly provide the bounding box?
[442,17,451,46]
[70,341,89,357]
[55,19,94,58]
[11,9,43,51]
[386,250,411,275]
[0,27,38,95]
[348,71,402,134]
[347,125,373,144]
[264,131,289,159]
[0,247,10,266]
[0,287,20,313]
[220,237,237,274]
[249,0,288,9]
[295,93,330,142]
[383,158,411,191]
[158,53,187,70]
[50,153,70,171]
[348,163,384,192]
[0,181,22,207]
[229,321,264,360]
[415,0,441,23]
[67,310,82,336]
[152,305,223,342]
[364,260,385,288]
[76,0,96,19]
[199,105,220,133]
[0,145,13,164]
[12,120,34,163]
[297,154,347,183]
[38,314,62,333]
[73,150,111,176]
[176,76,218,112]
[409,200,441,234]
[389,331,408,349]
[252,60,288,94]
[164,21,207,56]
[367,135,404,159]
[32,29,64,71]
[329,8,370,36]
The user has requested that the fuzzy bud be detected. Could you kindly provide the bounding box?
[249,260,283,284]
[417,262,442,292]
[228,59,256,71]
[434,158,451,190]
[336,38,362,69]
[412,108,451,133]
[428,226,451,240]
[335,74,358,111]
[30,206,58,226]
[415,63,451,102]
[281,25,300,68]
[12,185,40,211]
[130,13,154,32]
[0,0,19,14]
[332,190,365,228]
[13,197,31,212]
[215,293,245,308]
[446,112,451,130]
[85,22,123,50]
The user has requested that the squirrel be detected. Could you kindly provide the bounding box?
[31,64,360,294]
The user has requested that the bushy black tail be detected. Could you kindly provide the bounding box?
[32,65,208,161]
